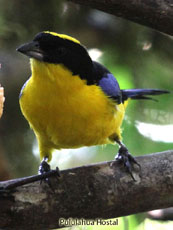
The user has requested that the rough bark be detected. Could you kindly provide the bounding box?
[68,0,173,36]
[0,150,173,230]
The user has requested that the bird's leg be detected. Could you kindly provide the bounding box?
[39,157,60,186]
[114,139,140,180]
[38,157,51,175]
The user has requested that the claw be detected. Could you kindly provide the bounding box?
[39,157,60,189]
[39,158,51,175]
[115,145,140,181]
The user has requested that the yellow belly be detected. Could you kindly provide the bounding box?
[20,60,126,160]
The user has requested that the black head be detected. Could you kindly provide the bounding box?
[17,31,94,83]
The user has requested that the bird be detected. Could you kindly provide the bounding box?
[17,31,169,179]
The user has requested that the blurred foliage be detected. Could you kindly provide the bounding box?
[0,0,173,229]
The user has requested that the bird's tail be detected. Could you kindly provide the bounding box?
[121,89,170,102]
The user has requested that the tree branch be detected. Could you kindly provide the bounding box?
[68,0,173,36]
[0,150,173,230]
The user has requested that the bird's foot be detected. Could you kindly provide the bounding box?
[39,157,51,175]
[39,157,60,189]
[114,145,140,181]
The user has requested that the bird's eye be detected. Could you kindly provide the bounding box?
[57,47,67,56]
[34,41,40,48]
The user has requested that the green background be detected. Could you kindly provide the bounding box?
[0,0,173,229]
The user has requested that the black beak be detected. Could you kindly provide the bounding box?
[16,41,44,61]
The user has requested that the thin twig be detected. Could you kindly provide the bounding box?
[3,168,60,190]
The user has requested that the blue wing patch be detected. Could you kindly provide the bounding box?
[98,73,122,103]
[19,79,29,99]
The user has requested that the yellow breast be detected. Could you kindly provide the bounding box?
[20,59,126,151]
